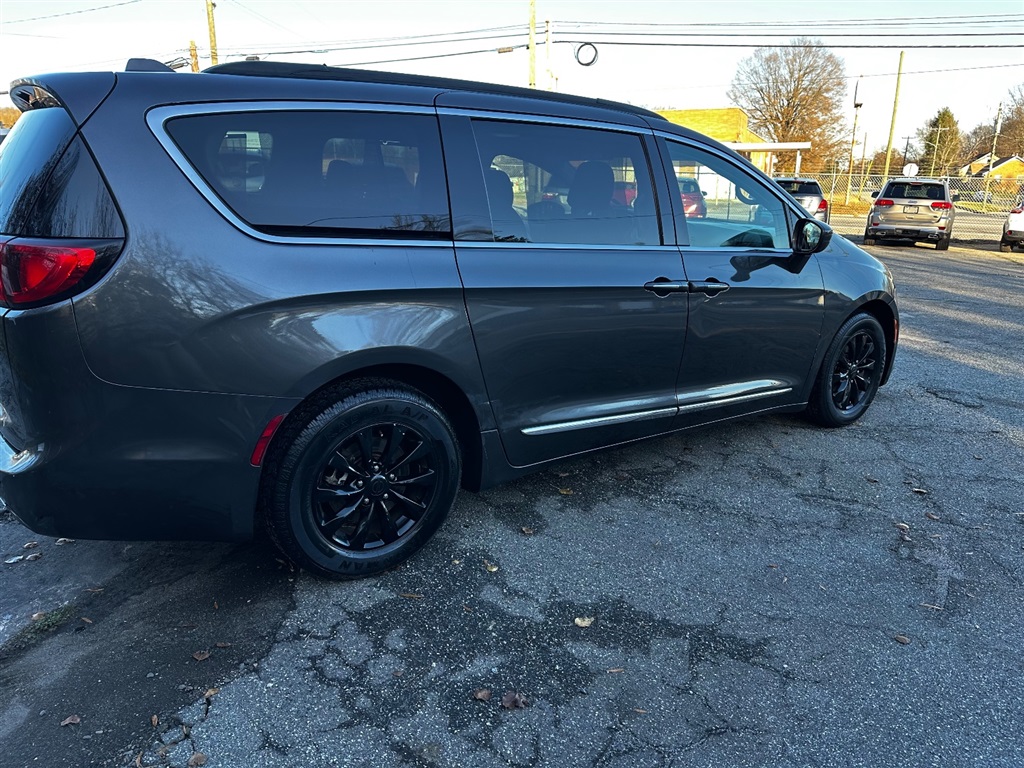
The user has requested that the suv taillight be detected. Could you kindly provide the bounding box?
[1012,207,1023,215]
[930,201,953,210]
[817,199,828,212]
[875,199,895,207]
[0,239,117,308]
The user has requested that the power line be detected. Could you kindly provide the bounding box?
[553,39,1023,50]
[221,31,530,59]
[554,13,1024,29]
[2,0,142,24]
[224,0,307,41]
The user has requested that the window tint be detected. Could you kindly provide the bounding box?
[882,182,946,201]
[666,142,789,249]
[166,110,451,239]
[777,180,823,197]
[470,120,660,245]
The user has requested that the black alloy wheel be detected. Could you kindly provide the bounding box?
[263,380,461,578]
[806,314,887,428]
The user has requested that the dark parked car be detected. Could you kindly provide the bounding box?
[0,60,898,578]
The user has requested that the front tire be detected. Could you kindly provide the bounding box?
[806,314,887,428]
[262,380,461,579]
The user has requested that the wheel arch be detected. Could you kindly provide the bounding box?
[852,298,898,386]
[261,361,487,497]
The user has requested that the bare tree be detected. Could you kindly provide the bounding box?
[727,38,848,174]
[916,108,962,177]
[995,83,1024,158]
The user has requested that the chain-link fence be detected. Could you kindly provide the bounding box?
[779,173,1022,244]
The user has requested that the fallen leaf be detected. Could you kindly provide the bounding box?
[25,552,42,561]
[151,715,159,727]
[920,603,944,611]
[865,475,879,483]
[60,714,81,726]
[900,533,912,542]
[452,558,461,565]
[500,691,528,709]
[520,526,536,536]
[187,753,208,767]
[213,601,219,610]
[215,641,232,648]
[85,587,104,594]
[23,541,39,549]
[894,634,911,645]
[911,488,929,495]
[574,617,595,628]
[399,593,424,599]
[606,668,625,674]
[30,611,46,621]
[4,556,24,565]
[80,617,93,624]
[554,470,570,478]
[894,522,910,532]
[925,512,940,521]
[634,708,648,714]
[192,650,211,662]
[136,751,145,767]
[55,538,75,545]
[392,669,404,678]
[558,488,574,495]
[472,688,492,701]
[483,559,499,573]
[767,563,778,569]
[203,688,220,699]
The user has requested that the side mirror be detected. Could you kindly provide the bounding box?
[701,191,707,197]
[794,218,832,255]
[870,190,879,199]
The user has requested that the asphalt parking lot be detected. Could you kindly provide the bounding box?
[1,238,1022,768]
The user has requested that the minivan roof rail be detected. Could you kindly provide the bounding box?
[203,60,669,123]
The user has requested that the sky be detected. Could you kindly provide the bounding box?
[1,0,1022,158]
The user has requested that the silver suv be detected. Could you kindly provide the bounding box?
[774,178,829,222]
[864,178,957,251]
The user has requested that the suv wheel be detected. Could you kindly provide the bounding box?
[863,228,876,247]
[806,314,886,428]
[262,380,461,579]
[936,235,950,251]
[1000,240,1013,253]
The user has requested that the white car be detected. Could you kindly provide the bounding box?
[1000,201,1024,253]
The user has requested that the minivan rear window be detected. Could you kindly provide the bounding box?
[165,110,452,239]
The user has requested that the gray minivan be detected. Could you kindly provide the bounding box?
[0,60,899,578]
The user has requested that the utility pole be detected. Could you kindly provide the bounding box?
[927,125,949,177]
[845,79,863,204]
[882,51,905,185]
[206,0,219,66]
[528,0,536,88]
[983,103,1003,213]
[857,133,870,196]
[189,40,200,72]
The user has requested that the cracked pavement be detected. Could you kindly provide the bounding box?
[1,242,1022,768]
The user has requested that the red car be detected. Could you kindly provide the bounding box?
[678,177,707,218]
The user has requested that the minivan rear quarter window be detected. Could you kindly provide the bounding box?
[165,110,451,239]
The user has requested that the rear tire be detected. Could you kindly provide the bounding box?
[262,380,461,579]
[936,235,950,251]
[806,314,887,428]
[863,229,876,247]
[1000,241,1013,253]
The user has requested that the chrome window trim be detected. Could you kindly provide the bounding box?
[455,241,680,252]
[522,381,792,436]
[437,107,652,136]
[145,102,450,247]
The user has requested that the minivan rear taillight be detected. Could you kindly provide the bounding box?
[0,238,121,308]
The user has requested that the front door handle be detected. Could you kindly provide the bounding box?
[644,278,689,297]
[689,280,730,296]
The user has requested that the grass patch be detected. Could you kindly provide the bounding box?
[0,603,77,657]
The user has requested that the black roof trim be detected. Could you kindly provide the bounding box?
[202,60,668,123]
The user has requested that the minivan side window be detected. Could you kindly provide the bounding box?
[470,119,660,246]
[665,141,789,250]
[165,110,451,239]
